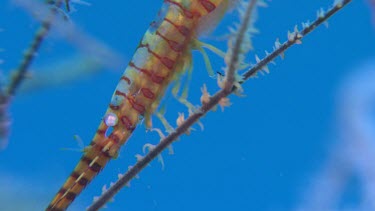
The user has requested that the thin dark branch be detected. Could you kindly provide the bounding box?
[242,0,350,81]
[86,0,352,210]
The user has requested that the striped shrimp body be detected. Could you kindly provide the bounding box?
[47,0,231,210]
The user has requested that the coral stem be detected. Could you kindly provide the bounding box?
[86,1,352,210]
[242,0,351,81]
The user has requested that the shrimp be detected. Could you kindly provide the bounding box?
[46,1,232,210]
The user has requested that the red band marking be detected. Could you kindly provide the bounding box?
[121,76,131,85]
[128,97,146,114]
[120,115,135,131]
[82,156,92,164]
[139,43,175,69]
[177,25,190,37]
[141,88,155,99]
[163,18,191,37]
[101,150,112,158]
[89,162,102,173]
[108,133,120,144]
[129,62,166,84]
[70,171,80,179]
[97,129,106,135]
[77,177,89,186]
[165,0,200,18]
[156,30,185,52]
[160,57,175,69]
[58,188,67,195]
[115,90,127,97]
[151,74,165,84]
[168,39,184,52]
[200,0,216,12]
[129,62,151,76]
[109,104,120,110]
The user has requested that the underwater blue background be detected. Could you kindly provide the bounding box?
[1,0,375,210]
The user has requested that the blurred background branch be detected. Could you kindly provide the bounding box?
[0,0,125,149]
[0,0,63,149]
